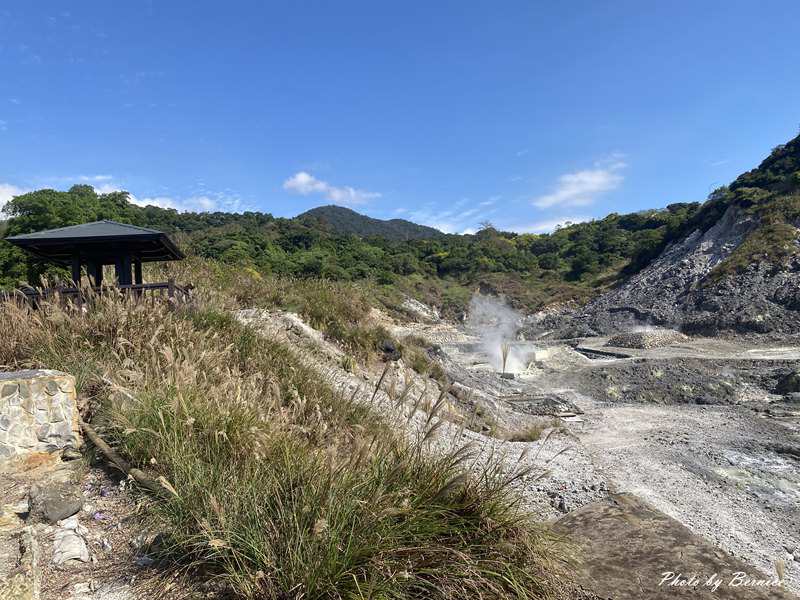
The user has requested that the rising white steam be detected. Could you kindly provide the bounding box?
[467,295,534,374]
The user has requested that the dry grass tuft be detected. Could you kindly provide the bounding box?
[0,279,567,599]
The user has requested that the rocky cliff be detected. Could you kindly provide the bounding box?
[536,135,800,338]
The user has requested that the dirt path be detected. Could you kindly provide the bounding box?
[572,397,800,593]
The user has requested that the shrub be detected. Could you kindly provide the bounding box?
[505,419,562,442]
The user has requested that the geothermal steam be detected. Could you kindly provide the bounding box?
[468,295,534,374]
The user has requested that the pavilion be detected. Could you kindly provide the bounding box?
[6,220,186,295]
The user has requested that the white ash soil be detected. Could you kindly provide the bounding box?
[575,397,800,592]
[238,307,800,594]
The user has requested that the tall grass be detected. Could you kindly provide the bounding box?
[0,290,566,599]
[155,257,393,360]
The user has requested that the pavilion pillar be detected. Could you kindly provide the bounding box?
[71,253,81,287]
[88,262,103,288]
[114,254,133,286]
[114,256,123,284]
[134,259,143,285]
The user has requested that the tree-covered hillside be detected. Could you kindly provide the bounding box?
[0,184,704,313]
[3,132,798,315]
[297,205,443,240]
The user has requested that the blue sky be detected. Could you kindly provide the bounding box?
[1,1,799,234]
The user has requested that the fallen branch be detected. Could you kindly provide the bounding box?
[79,417,173,499]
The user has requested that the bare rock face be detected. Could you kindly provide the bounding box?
[0,370,81,460]
[582,206,754,333]
[538,206,800,339]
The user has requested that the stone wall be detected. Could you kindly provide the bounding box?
[0,370,81,459]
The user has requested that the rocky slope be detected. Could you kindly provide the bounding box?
[576,205,800,336]
[534,135,800,339]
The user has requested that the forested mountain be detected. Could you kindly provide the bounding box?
[0,184,702,313]
[2,132,798,319]
[296,205,443,240]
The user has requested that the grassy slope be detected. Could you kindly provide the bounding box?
[0,263,567,600]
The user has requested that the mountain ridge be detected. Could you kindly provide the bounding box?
[295,205,444,240]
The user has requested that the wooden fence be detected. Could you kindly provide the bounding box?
[0,279,193,307]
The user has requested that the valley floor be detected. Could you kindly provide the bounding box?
[387,317,800,596]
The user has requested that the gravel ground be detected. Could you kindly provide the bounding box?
[572,397,800,592]
[606,328,689,349]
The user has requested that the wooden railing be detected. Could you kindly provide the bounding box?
[0,279,193,306]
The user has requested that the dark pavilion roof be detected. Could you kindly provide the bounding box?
[5,220,184,265]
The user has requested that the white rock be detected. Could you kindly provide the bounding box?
[53,528,90,564]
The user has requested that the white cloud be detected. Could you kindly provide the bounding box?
[90,182,220,213]
[532,156,626,208]
[130,195,176,209]
[130,194,218,212]
[92,183,125,195]
[0,120,7,132]
[79,174,113,182]
[407,203,497,235]
[283,171,381,205]
[193,196,216,211]
[510,215,592,234]
[0,183,27,213]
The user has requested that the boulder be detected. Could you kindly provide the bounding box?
[28,482,83,523]
[775,371,800,395]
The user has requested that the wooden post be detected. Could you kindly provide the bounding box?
[71,253,81,286]
[121,254,133,286]
[87,262,103,290]
[168,278,175,300]
[133,259,143,300]
[114,256,123,285]
[71,253,83,311]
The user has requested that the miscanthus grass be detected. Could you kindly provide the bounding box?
[0,287,567,599]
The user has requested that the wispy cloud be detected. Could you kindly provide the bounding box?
[0,183,28,213]
[283,171,380,205]
[516,149,528,157]
[91,180,228,213]
[532,155,626,209]
[710,159,730,167]
[79,174,113,182]
[510,215,592,234]
[0,120,7,132]
[128,194,219,212]
[406,198,498,234]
